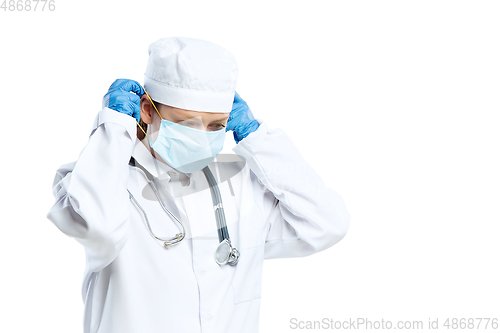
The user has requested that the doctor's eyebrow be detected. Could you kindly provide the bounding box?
[211,117,230,122]
[176,115,202,121]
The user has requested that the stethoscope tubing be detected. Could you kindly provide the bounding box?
[127,157,236,253]
[202,166,230,242]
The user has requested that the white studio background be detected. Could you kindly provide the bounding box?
[1,1,499,332]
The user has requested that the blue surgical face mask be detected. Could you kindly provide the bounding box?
[136,90,227,173]
[149,118,226,173]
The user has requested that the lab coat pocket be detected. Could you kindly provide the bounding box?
[231,244,264,304]
[238,214,265,249]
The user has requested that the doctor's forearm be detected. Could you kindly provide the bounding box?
[47,107,137,272]
[234,122,350,255]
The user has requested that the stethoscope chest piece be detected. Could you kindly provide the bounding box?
[215,239,240,266]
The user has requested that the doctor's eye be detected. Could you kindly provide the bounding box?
[210,123,226,131]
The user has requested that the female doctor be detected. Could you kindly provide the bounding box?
[47,37,350,333]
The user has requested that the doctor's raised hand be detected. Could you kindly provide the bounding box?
[226,91,260,143]
[102,79,145,122]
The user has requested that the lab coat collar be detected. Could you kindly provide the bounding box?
[132,137,192,186]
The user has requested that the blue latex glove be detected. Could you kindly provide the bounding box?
[226,92,259,144]
[102,79,145,122]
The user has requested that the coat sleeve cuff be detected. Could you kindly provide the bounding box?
[232,119,267,160]
[94,107,138,142]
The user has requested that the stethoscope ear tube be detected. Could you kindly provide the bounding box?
[128,187,186,248]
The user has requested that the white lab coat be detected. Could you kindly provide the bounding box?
[47,107,350,333]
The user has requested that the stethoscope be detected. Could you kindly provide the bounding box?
[127,156,240,266]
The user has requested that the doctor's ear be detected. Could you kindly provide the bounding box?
[140,95,155,125]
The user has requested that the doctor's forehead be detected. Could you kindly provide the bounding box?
[164,105,229,120]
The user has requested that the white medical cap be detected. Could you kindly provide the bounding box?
[144,37,238,113]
